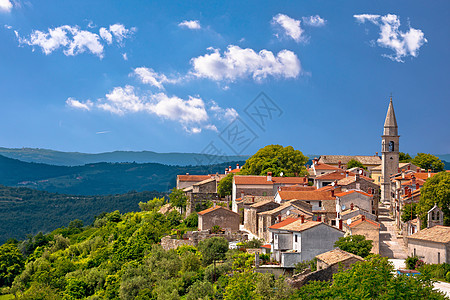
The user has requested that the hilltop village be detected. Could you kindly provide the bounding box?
[169,99,450,279]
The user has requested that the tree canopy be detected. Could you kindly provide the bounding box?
[346,159,367,170]
[218,173,234,198]
[399,152,412,163]
[169,188,187,211]
[417,171,450,227]
[198,237,229,266]
[334,235,373,258]
[412,153,445,172]
[239,145,308,177]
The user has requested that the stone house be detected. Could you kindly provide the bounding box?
[308,159,341,179]
[232,173,308,212]
[258,201,313,242]
[269,219,344,268]
[197,206,240,232]
[339,205,377,222]
[243,199,280,236]
[407,226,450,264]
[177,174,213,189]
[318,155,382,171]
[274,190,336,211]
[345,214,381,254]
[316,249,364,272]
[337,174,380,217]
[235,195,274,225]
[335,190,373,218]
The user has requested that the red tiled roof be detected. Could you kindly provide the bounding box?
[268,217,300,229]
[229,168,241,173]
[394,172,436,181]
[312,162,340,170]
[349,215,380,228]
[278,190,336,201]
[234,175,307,185]
[280,185,317,191]
[315,170,351,180]
[401,178,426,186]
[335,190,373,198]
[278,220,323,232]
[261,244,271,249]
[197,206,238,216]
[178,175,212,182]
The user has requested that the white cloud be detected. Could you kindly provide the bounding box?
[4,24,12,29]
[272,13,303,42]
[122,53,128,61]
[0,0,12,12]
[99,27,112,44]
[354,14,427,62]
[302,15,326,27]
[66,97,93,111]
[133,67,181,90]
[16,23,135,58]
[210,101,238,121]
[67,86,237,134]
[191,45,301,81]
[109,23,135,44]
[178,20,201,30]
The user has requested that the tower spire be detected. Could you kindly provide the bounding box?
[383,97,398,136]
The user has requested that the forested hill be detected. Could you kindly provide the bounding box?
[0,185,165,244]
[0,147,249,166]
[0,154,245,195]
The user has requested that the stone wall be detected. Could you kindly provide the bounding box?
[288,266,333,289]
[161,230,248,251]
[161,236,195,251]
[186,192,220,215]
[198,208,240,232]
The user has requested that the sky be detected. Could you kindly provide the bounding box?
[0,0,449,158]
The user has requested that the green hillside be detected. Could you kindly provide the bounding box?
[0,147,249,166]
[0,185,165,244]
[0,154,245,195]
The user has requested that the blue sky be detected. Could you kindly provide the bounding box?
[0,0,448,157]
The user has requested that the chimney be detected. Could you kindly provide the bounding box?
[186,173,189,175]
[301,215,305,224]
[229,166,232,171]
[241,191,244,199]
[416,183,420,190]
[252,196,255,203]
[375,152,378,157]
[278,186,281,191]
[236,163,239,169]
[417,168,420,173]
[317,215,322,222]
[368,188,372,195]
[350,203,354,210]
[314,158,318,165]
[338,160,342,169]
[278,215,282,223]
[361,215,366,221]
[428,169,431,178]
[398,168,401,173]
[267,172,272,182]
[339,219,343,230]
[408,165,411,170]
[402,170,405,179]
[225,168,228,174]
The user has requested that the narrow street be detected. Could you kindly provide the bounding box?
[378,205,408,259]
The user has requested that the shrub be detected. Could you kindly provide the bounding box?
[405,256,419,270]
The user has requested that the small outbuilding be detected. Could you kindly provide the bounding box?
[407,225,450,264]
[316,249,364,273]
[197,205,241,232]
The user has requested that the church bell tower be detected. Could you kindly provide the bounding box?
[381,97,399,205]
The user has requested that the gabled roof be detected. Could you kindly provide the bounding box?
[250,199,279,209]
[268,217,300,229]
[319,155,382,166]
[337,176,375,186]
[279,185,317,191]
[197,206,238,216]
[394,172,436,181]
[277,190,335,201]
[407,225,450,244]
[348,215,380,228]
[259,201,312,216]
[193,177,216,186]
[335,190,373,198]
[312,162,340,170]
[234,175,307,186]
[317,186,342,192]
[401,178,426,186]
[316,249,364,265]
[177,175,212,182]
[278,220,322,232]
[315,170,350,181]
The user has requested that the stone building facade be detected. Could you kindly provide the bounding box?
[198,206,240,232]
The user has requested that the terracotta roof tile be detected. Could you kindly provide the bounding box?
[312,162,341,170]
[280,185,317,191]
[178,175,212,182]
[315,170,351,181]
[268,217,300,229]
[319,155,382,166]
[234,175,307,185]
[316,249,364,265]
[348,215,380,228]
[407,225,450,243]
[278,190,335,201]
[197,206,238,216]
[278,220,322,232]
[335,190,373,198]
[337,176,374,186]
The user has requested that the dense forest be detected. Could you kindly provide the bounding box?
[0,185,165,244]
[0,203,445,299]
[0,154,245,195]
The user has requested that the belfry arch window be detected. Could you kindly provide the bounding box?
[389,141,395,152]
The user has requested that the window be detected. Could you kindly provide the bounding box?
[389,141,395,152]
[318,201,322,207]
[437,212,440,221]
[331,220,336,226]
[414,248,416,256]
[432,211,435,220]
[438,252,441,264]
[295,235,297,243]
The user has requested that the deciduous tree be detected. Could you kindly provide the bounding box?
[417,171,450,227]
[334,235,372,258]
[412,153,445,172]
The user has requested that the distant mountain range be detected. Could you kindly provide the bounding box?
[0,147,249,166]
[0,154,245,195]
